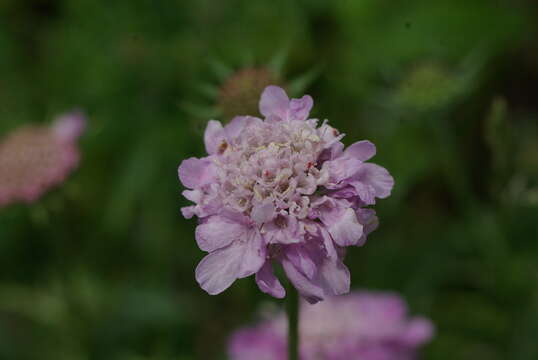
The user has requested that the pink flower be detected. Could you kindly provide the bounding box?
[0,111,86,207]
[228,291,434,360]
[178,86,394,302]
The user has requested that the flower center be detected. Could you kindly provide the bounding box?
[215,120,329,217]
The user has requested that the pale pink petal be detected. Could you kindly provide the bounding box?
[262,213,303,245]
[282,258,324,304]
[344,140,376,162]
[255,262,285,299]
[355,208,379,246]
[195,215,247,252]
[355,163,394,199]
[219,209,252,226]
[195,243,245,295]
[326,141,345,159]
[181,206,196,219]
[310,196,344,224]
[286,245,317,279]
[289,95,313,121]
[328,208,364,247]
[237,230,266,278]
[350,181,377,205]
[311,197,364,247]
[319,258,350,296]
[225,116,262,140]
[323,157,363,187]
[178,157,215,189]
[328,186,357,199]
[195,233,265,295]
[182,189,202,203]
[259,86,289,119]
[319,226,337,260]
[204,120,225,155]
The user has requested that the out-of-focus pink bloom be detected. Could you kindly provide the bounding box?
[178,86,394,302]
[0,111,86,207]
[229,291,434,360]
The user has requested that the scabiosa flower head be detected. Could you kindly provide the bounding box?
[178,86,394,302]
[0,112,86,207]
[228,291,434,360]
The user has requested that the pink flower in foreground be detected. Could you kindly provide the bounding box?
[0,112,86,207]
[178,86,394,302]
[229,291,434,360]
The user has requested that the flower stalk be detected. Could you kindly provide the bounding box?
[287,285,299,360]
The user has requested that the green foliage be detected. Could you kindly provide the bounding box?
[0,0,537,359]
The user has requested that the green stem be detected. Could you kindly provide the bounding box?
[286,286,299,360]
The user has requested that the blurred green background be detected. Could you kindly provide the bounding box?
[1,0,538,359]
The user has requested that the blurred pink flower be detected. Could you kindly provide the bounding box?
[0,111,86,207]
[229,291,434,360]
[178,86,394,302]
